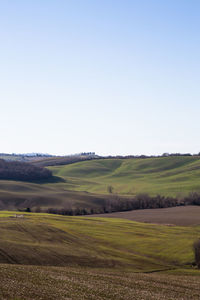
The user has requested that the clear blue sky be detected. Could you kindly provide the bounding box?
[0,0,200,156]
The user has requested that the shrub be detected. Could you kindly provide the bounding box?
[107,186,113,194]
[193,239,200,268]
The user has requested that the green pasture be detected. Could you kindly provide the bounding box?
[0,211,199,273]
[49,156,200,196]
[1,156,200,211]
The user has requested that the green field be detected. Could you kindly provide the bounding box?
[0,211,200,299]
[49,156,200,196]
[1,156,200,211]
[0,211,198,271]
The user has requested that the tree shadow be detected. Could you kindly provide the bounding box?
[26,176,66,184]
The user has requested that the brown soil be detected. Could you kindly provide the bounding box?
[86,205,200,226]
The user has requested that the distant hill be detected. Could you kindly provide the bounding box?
[0,153,53,162]
[31,154,99,167]
[0,156,200,212]
[49,156,200,196]
[0,152,98,165]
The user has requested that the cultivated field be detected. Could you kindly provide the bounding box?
[1,156,200,298]
[1,156,200,211]
[0,212,200,299]
[87,205,200,226]
[0,211,199,270]
[0,179,113,211]
[0,264,200,300]
[50,156,200,196]
[0,212,200,300]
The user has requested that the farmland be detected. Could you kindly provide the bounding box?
[1,156,200,211]
[1,264,200,300]
[87,205,200,226]
[50,156,200,196]
[0,211,198,270]
[0,211,200,299]
[1,156,200,299]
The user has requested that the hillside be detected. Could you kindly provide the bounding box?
[31,153,98,167]
[49,156,200,196]
[0,211,199,271]
[0,212,199,299]
[0,180,114,211]
[1,156,200,212]
[1,264,200,300]
[0,159,52,181]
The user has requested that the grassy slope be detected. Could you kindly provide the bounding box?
[0,211,200,299]
[0,211,199,272]
[49,156,200,196]
[1,156,200,211]
[0,179,114,210]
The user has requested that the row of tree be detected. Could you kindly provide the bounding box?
[103,152,200,159]
[25,192,199,216]
[31,194,179,216]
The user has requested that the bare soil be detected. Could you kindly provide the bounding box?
[0,264,200,300]
[87,205,200,226]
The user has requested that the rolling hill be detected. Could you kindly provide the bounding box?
[0,156,200,212]
[0,211,200,299]
[0,211,198,271]
[49,156,200,196]
[0,189,200,299]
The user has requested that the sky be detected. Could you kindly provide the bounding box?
[0,0,200,156]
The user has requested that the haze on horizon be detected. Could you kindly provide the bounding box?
[0,0,200,156]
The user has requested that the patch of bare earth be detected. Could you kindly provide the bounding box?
[0,264,200,299]
[87,205,200,226]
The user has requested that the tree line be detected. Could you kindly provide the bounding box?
[25,193,188,216]
[26,192,200,216]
